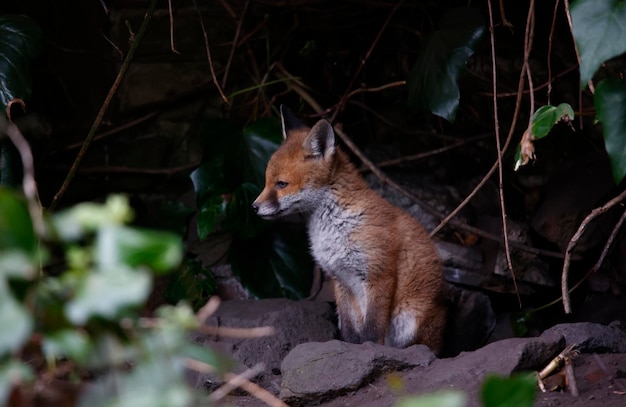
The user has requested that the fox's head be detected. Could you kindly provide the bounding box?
[251,106,337,219]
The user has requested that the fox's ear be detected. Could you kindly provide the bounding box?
[280,105,306,139]
[304,119,335,159]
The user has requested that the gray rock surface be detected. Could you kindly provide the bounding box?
[189,298,626,407]
[188,299,337,391]
[280,340,435,405]
[540,321,626,353]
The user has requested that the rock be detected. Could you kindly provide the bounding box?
[279,340,435,406]
[437,240,483,274]
[540,321,626,353]
[302,333,565,407]
[188,299,337,391]
[443,286,496,356]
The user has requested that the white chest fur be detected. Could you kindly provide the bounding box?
[306,193,367,290]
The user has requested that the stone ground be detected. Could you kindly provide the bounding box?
[186,299,626,407]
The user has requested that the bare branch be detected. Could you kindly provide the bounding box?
[192,0,230,104]
[49,0,159,211]
[562,189,626,313]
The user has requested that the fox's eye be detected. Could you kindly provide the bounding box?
[276,181,289,189]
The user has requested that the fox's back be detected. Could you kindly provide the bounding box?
[253,107,446,351]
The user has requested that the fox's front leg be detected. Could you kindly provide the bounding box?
[333,282,364,343]
[360,283,393,344]
[334,280,392,344]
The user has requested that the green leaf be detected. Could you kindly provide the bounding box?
[190,118,244,203]
[196,194,228,240]
[164,259,216,310]
[42,329,92,365]
[52,195,134,241]
[0,278,33,355]
[96,225,183,274]
[78,357,194,407]
[190,160,228,209]
[0,187,37,257]
[222,182,266,238]
[242,118,281,185]
[396,391,467,407]
[0,359,33,407]
[229,225,313,299]
[481,373,536,407]
[530,103,574,140]
[0,15,43,110]
[408,7,485,122]
[571,0,626,86]
[65,265,151,324]
[510,311,532,337]
[594,78,626,184]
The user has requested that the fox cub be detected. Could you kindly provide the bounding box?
[252,106,446,352]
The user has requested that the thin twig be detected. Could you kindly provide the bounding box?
[48,0,158,211]
[192,0,229,104]
[329,0,405,122]
[481,65,578,98]
[43,162,200,175]
[285,73,567,261]
[498,0,513,30]
[168,0,180,54]
[345,80,406,100]
[370,134,492,170]
[530,206,624,312]
[562,0,583,129]
[222,0,250,89]
[1,117,45,236]
[430,0,535,239]
[589,207,626,274]
[564,357,579,396]
[199,325,276,338]
[98,0,109,14]
[562,189,626,313]
[208,363,265,402]
[53,111,159,153]
[488,0,520,307]
[547,0,560,104]
[196,296,221,324]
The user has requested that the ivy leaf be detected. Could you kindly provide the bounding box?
[530,103,574,140]
[481,374,536,407]
[52,195,134,241]
[0,15,43,110]
[571,0,626,86]
[221,182,266,238]
[0,187,37,257]
[77,357,194,407]
[408,7,485,122]
[595,78,626,184]
[0,279,33,355]
[65,265,151,325]
[0,188,41,279]
[195,194,228,240]
[42,329,92,365]
[513,103,574,171]
[229,225,313,299]
[96,225,183,274]
[242,118,281,186]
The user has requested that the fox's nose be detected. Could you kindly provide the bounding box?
[251,203,259,213]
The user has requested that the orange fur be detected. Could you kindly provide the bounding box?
[252,107,446,352]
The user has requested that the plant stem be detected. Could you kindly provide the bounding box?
[48,0,158,211]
